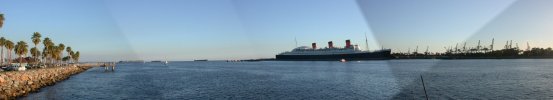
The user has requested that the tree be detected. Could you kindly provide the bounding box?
[0,37,5,65]
[14,41,28,67]
[42,37,53,65]
[62,56,70,63]
[58,43,65,64]
[5,40,14,65]
[32,32,41,47]
[73,51,80,63]
[32,32,41,63]
[30,47,40,64]
[0,15,6,65]
[69,51,75,63]
[49,45,58,66]
[42,47,47,63]
[66,46,72,63]
[55,46,62,65]
[0,15,5,65]
[0,13,4,29]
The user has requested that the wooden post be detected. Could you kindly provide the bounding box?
[104,64,108,71]
[111,63,115,71]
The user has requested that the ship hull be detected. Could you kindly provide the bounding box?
[275,50,393,61]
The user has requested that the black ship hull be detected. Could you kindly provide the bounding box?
[275,50,393,61]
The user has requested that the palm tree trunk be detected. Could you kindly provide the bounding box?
[34,44,38,65]
[1,47,3,66]
[7,50,10,65]
[50,55,53,66]
[9,50,12,65]
[44,47,47,66]
[18,56,22,68]
[47,54,50,66]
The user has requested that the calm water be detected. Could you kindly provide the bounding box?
[19,59,553,99]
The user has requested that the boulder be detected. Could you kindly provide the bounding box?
[0,76,5,84]
[20,75,30,81]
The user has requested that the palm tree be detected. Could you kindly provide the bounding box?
[42,37,52,65]
[14,41,28,67]
[30,47,40,64]
[43,45,53,65]
[69,51,75,63]
[55,44,64,65]
[0,14,4,65]
[32,32,41,63]
[48,45,57,66]
[66,46,72,63]
[72,51,80,63]
[56,48,62,65]
[5,40,14,65]
[0,37,5,65]
[0,13,4,29]
[58,43,64,59]
[62,56,70,63]
[42,47,47,64]
[75,51,80,63]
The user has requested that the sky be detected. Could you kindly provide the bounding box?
[0,0,552,61]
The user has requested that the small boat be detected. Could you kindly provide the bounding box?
[340,59,347,62]
[150,60,168,65]
[194,59,208,61]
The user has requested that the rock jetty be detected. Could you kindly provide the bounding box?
[0,65,96,99]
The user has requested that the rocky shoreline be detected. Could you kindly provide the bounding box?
[0,65,97,99]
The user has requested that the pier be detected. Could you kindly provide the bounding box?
[101,62,116,71]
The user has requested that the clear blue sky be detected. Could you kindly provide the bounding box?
[1,0,552,61]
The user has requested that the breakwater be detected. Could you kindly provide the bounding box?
[0,65,99,99]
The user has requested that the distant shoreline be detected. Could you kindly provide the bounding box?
[393,56,553,60]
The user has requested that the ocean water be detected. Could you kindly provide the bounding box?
[19,59,553,99]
